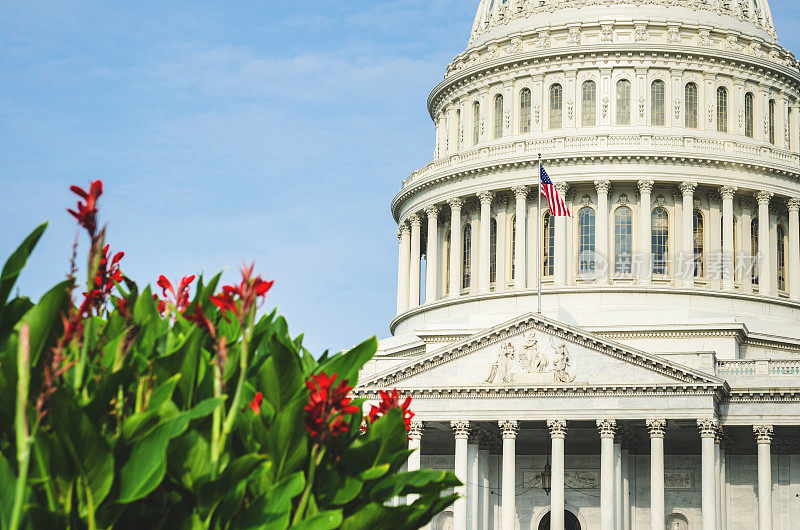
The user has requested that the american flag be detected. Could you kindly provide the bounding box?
[539,164,572,217]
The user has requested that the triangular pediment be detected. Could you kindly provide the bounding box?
[358,313,725,391]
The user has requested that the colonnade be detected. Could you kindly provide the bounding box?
[396,180,800,314]
[406,419,776,530]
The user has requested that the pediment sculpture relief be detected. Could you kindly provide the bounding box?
[484,331,576,384]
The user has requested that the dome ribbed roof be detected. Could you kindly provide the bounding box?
[469,0,778,49]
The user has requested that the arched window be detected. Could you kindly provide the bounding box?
[472,101,480,145]
[550,84,563,130]
[494,95,504,139]
[462,224,472,289]
[693,210,704,277]
[489,217,498,283]
[685,83,698,129]
[745,92,755,138]
[751,218,759,285]
[788,106,793,151]
[717,87,728,133]
[443,230,451,295]
[769,99,776,144]
[778,224,786,291]
[519,88,532,133]
[510,215,516,280]
[616,80,631,125]
[578,207,596,274]
[614,206,633,275]
[543,211,555,277]
[651,80,666,126]
[582,81,597,126]
[456,109,462,150]
[651,207,669,275]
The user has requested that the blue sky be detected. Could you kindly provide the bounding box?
[2,1,799,354]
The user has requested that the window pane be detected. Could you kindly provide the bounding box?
[490,218,497,283]
[651,207,669,275]
[494,95,503,139]
[778,225,786,291]
[444,231,451,295]
[582,81,596,127]
[578,207,596,274]
[616,80,631,125]
[745,93,754,138]
[615,207,633,274]
[717,87,728,133]
[693,210,704,277]
[462,225,471,289]
[550,84,562,130]
[651,81,665,126]
[685,83,698,129]
[751,219,758,285]
[543,212,555,276]
[520,89,531,133]
[511,215,516,280]
[769,100,776,144]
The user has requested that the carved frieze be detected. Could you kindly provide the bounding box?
[483,331,576,385]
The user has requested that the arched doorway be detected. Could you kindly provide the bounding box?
[537,510,581,530]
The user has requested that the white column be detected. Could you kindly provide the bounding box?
[720,440,728,530]
[409,214,422,308]
[496,196,508,292]
[740,198,754,294]
[595,180,611,283]
[452,421,470,530]
[597,419,617,530]
[397,223,411,313]
[407,421,423,504]
[527,192,538,288]
[681,181,697,287]
[638,180,654,284]
[499,420,519,530]
[478,191,494,293]
[621,448,630,530]
[548,419,567,530]
[554,183,569,286]
[449,198,464,297]
[614,440,623,530]
[647,419,666,530]
[708,192,722,290]
[698,419,719,530]
[478,448,490,530]
[788,197,800,300]
[715,429,722,530]
[467,442,479,530]
[754,425,774,530]
[512,186,528,290]
[425,206,440,304]
[722,186,738,290]
[757,191,773,293]
[770,209,779,295]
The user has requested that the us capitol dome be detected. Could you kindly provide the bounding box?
[356,1,800,529]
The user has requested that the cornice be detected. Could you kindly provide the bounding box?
[729,388,800,402]
[352,384,721,399]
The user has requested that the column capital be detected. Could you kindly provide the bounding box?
[499,419,520,439]
[407,214,422,227]
[512,185,528,199]
[447,196,465,210]
[451,420,471,439]
[637,179,655,194]
[680,181,698,196]
[409,420,424,440]
[554,182,570,196]
[646,419,667,438]
[398,222,410,236]
[787,197,800,212]
[594,179,612,194]
[756,190,773,205]
[596,418,617,438]
[547,419,568,439]
[753,424,774,444]
[424,204,440,218]
[697,418,720,438]
[477,190,494,205]
[721,185,738,200]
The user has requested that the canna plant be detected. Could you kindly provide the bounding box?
[0,181,458,530]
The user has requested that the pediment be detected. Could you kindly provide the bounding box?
[358,313,725,391]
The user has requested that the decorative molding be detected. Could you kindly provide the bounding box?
[720,186,738,200]
[408,420,424,440]
[596,418,617,438]
[499,419,519,438]
[594,179,611,194]
[697,418,720,438]
[451,420,471,438]
[753,424,774,444]
[512,185,528,199]
[477,190,495,204]
[637,179,655,194]
[756,190,773,205]
[547,418,568,438]
[447,197,464,210]
[646,418,667,438]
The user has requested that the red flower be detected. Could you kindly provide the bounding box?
[249,392,263,414]
[368,389,414,432]
[184,303,216,338]
[114,296,131,319]
[304,373,359,444]
[67,180,103,236]
[155,274,195,314]
[210,263,273,324]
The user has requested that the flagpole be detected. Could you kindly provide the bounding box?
[537,153,542,315]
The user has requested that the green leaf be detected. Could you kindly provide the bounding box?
[233,471,305,530]
[292,510,343,530]
[117,397,223,503]
[13,280,71,364]
[359,464,389,481]
[0,452,18,529]
[316,337,377,387]
[257,334,304,414]
[0,222,47,316]
[147,374,181,410]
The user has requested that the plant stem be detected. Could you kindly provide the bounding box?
[10,324,31,530]
[210,360,222,480]
[217,308,254,461]
[32,441,57,512]
[292,444,325,526]
[73,317,94,394]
